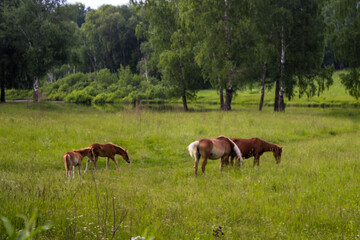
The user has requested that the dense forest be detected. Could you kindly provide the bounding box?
[0,0,359,111]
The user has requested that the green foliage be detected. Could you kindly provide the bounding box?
[1,209,51,240]
[42,67,166,103]
[340,68,360,99]
[65,89,93,104]
[81,5,142,72]
[5,89,32,100]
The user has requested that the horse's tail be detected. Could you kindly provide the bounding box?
[188,141,200,158]
[64,153,70,174]
[222,136,244,164]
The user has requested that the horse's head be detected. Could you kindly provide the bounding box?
[119,149,130,163]
[123,150,130,163]
[273,146,282,164]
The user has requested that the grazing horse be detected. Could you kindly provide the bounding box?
[230,137,282,166]
[85,143,130,172]
[188,136,244,177]
[64,147,94,180]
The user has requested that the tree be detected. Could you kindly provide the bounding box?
[254,0,332,111]
[4,0,76,102]
[81,5,142,73]
[136,0,202,111]
[0,0,29,102]
[180,0,256,110]
[329,0,360,99]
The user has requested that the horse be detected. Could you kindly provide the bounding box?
[64,147,94,180]
[230,137,282,166]
[188,136,244,177]
[84,142,130,172]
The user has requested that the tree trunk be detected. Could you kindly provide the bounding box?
[274,78,280,111]
[219,85,224,110]
[259,63,267,111]
[33,76,39,102]
[224,84,233,111]
[182,94,188,111]
[275,25,286,112]
[1,79,5,103]
[279,87,285,111]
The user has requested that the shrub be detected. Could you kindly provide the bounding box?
[65,90,93,104]
[92,93,109,104]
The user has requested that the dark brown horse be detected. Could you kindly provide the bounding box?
[188,136,244,177]
[230,138,282,166]
[85,143,130,172]
[64,147,94,180]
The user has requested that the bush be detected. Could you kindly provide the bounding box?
[40,67,167,103]
[92,93,110,104]
[65,90,93,104]
[5,89,33,100]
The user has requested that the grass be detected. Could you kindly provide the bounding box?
[191,71,360,107]
[0,102,360,239]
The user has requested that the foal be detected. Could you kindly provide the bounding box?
[85,142,130,172]
[188,136,243,177]
[230,137,282,166]
[64,147,94,180]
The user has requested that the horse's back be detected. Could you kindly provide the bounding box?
[64,151,82,165]
[90,143,116,157]
[230,138,257,158]
[198,138,232,159]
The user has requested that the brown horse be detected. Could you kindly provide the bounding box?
[230,137,282,166]
[188,136,244,177]
[85,142,130,172]
[64,147,94,180]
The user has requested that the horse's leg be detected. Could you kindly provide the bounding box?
[84,160,88,173]
[110,156,119,171]
[194,154,201,177]
[201,156,208,174]
[254,155,260,166]
[220,156,225,171]
[223,155,230,166]
[84,158,91,173]
[106,157,110,169]
[72,165,75,178]
[94,156,98,172]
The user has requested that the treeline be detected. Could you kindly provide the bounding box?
[0,0,359,111]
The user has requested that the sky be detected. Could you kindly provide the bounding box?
[66,0,130,9]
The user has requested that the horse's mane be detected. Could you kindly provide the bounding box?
[74,147,91,152]
[108,142,128,153]
[218,136,243,162]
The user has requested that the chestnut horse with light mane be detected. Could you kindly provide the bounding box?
[85,143,130,172]
[230,137,282,166]
[188,136,244,177]
[64,147,94,180]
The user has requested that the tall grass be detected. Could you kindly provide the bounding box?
[0,102,359,239]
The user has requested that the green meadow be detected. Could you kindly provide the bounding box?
[193,71,360,108]
[0,101,360,239]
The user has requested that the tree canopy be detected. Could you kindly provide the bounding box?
[1,0,359,108]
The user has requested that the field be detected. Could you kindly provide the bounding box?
[0,102,360,239]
